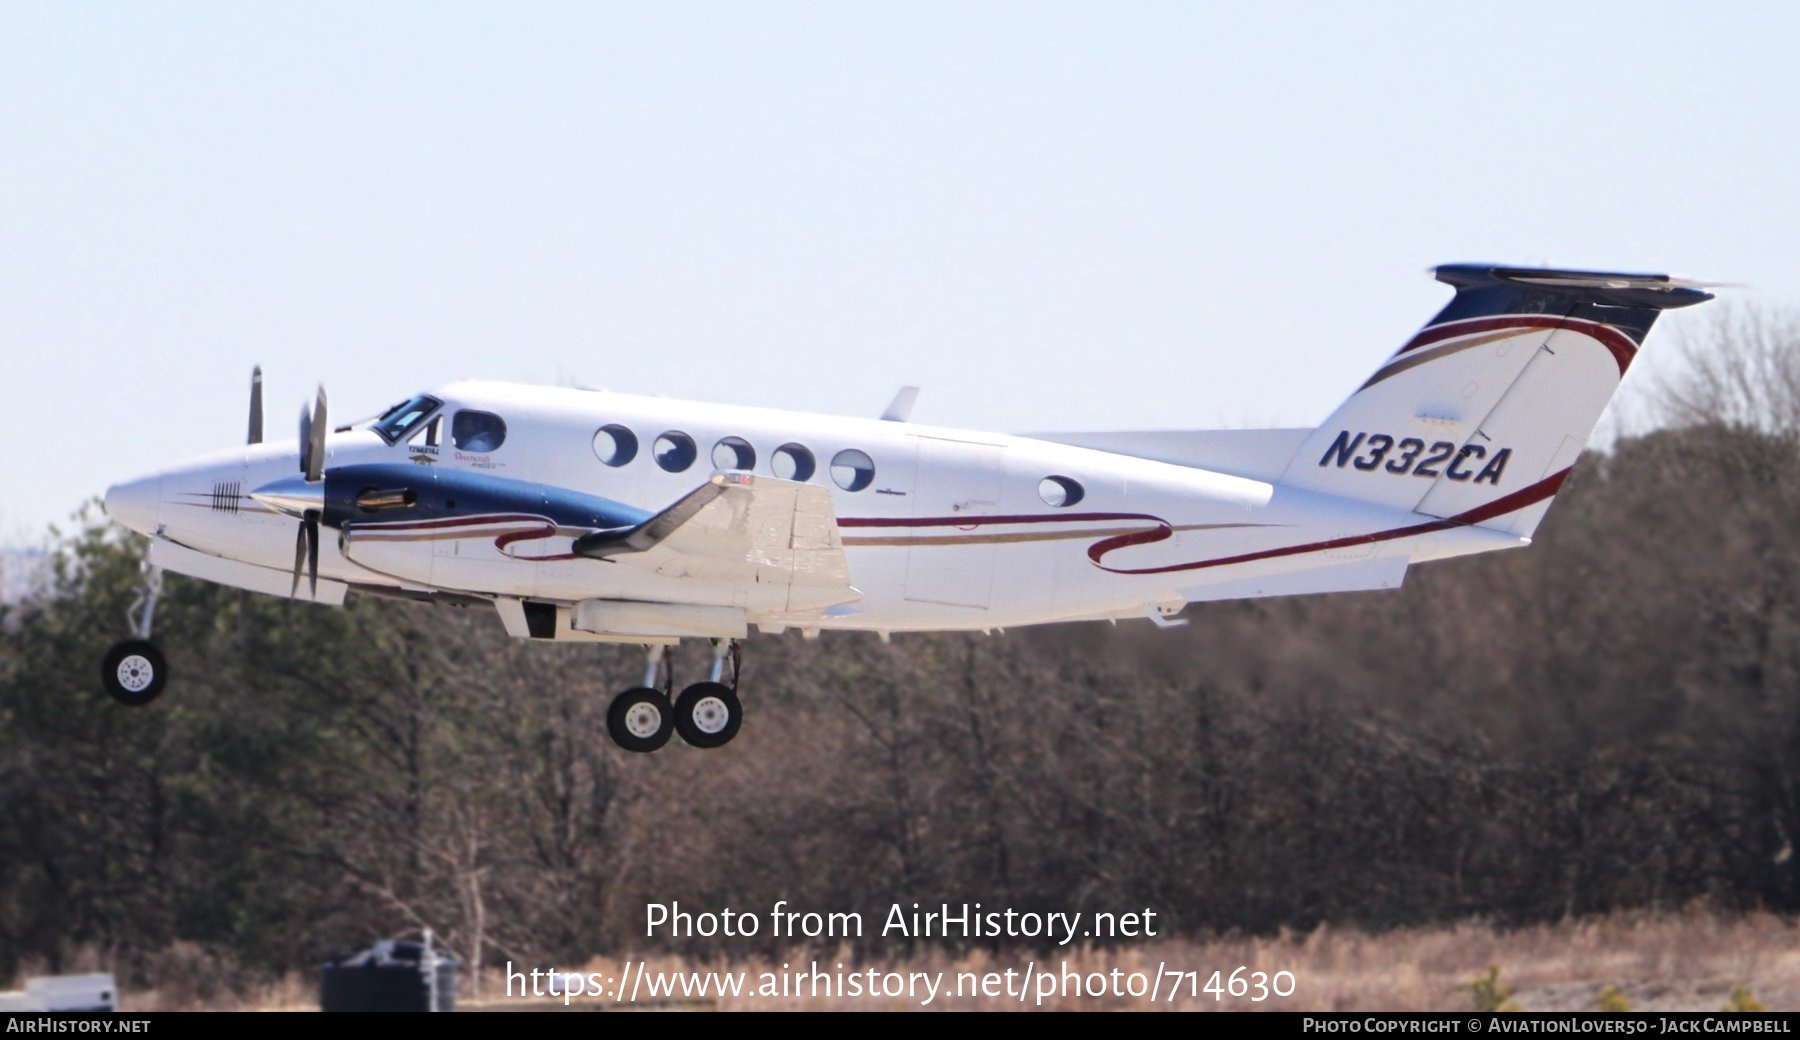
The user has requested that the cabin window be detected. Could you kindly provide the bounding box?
[654,431,697,473]
[711,436,756,471]
[371,394,441,444]
[593,424,638,467]
[772,443,816,482]
[1038,475,1085,508]
[830,448,876,492]
[451,410,507,452]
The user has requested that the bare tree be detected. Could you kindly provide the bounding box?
[1653,305,1800,436]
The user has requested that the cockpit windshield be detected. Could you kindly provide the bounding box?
[371,394,442,444]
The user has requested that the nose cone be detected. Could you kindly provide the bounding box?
[104,474,163,535]
[250,473,325,518]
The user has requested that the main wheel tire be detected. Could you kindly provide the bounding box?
[675,681,742,749]
[102,639,168,707]
[607,686,674,753]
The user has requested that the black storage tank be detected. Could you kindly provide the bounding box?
[320,937,458,1012]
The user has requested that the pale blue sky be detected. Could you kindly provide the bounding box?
[4,2,1797,542]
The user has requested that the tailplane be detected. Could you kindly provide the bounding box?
[1279,264,1712,536]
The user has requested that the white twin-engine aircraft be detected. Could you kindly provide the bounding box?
[101,264,1711,751]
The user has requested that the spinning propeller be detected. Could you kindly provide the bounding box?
[249,382,331,597]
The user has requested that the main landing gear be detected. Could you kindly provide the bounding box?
[101,564,168,707]
[606,641,743,753]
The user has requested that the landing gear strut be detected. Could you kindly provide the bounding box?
[606,640,743,753]
[102,564,168,707]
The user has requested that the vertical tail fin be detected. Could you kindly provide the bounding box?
[1280,264,1712,536]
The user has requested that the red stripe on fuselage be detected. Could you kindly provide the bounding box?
[839,470,1567,578]
[347,512,583,561]
[1087,467,1571,576]
[352,512,551,533]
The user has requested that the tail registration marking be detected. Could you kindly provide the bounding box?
[1318,430,1511,485]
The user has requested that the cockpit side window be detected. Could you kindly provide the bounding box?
[452,410,507,452]
[372,394,442,444]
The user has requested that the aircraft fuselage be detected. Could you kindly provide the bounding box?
[103,380,1511,638]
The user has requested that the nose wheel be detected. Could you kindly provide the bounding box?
[606,641,743,752]
[102,564,168,707]
[103,639,167,706]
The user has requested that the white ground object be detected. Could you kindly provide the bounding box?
[0,974,119,1012]
[99,264,1712,751]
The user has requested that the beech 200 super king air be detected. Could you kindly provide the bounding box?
[100,264,1712,751]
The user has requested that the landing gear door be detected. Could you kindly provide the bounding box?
[903,436,1003,609]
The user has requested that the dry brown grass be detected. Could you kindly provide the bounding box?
[47,908,1800,1011]
[480,909,1800,1012]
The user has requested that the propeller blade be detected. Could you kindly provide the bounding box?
[248,366,263,445]
[298,404,312,476]
[305,512,321,596]
[306,387,327,483]
[290,518,308,598]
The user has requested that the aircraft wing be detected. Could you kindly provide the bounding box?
[573,478,731,558]
[573,472,860,613]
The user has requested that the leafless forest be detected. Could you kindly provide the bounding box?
[5,313,1800,1002]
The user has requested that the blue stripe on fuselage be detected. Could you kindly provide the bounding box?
[322,463,651,533]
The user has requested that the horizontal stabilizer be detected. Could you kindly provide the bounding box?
[1432,264,1717,309]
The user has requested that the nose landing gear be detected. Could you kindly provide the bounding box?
[606,641,743,753]
[101,564,167,706]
